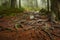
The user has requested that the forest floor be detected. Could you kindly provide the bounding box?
[0,11,60,40]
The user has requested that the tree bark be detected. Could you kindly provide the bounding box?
[19,0,21,8]
[51,0,60,20]
[11,0,16,8]
[35,0,38,8]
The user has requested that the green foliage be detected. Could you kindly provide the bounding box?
[33,7,40,11]
[0,7,24,13]
[0,7,25,16]
[39,9,47,15]
[18,7,25,12]
[24,6,40,11]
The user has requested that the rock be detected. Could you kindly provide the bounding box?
[29,15,34,20]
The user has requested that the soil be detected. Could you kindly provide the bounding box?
[0,12,60,40]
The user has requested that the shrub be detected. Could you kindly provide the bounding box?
[0,7,25,16]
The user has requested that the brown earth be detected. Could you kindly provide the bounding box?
[0,13,60,40]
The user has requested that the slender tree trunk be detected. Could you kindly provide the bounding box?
[19,0,21,8]
[35,0,38,8]
[11,0,16,8]
[47,0,49,11]
[51,0,59,20]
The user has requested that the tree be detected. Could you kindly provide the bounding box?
[34,0,38,8]
[51,0,60,20]
[47,0,49,11]
[16,0,21,8]
[11,0,16,8]
[36,0,38,7]
[19,0,21,8]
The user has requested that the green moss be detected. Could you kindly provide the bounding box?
[0,7,25,16]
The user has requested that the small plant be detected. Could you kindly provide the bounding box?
[0,7,25,17]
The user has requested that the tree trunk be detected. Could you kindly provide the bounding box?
[19,0,21,8]
[51,0,60,20]
[11,0,16,8]
[35,0,38,8]
[47,0,49,11]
